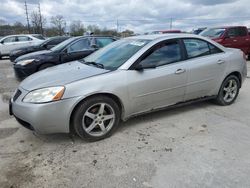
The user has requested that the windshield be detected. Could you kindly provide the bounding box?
[50,37,76,52]
[200,28,226,38]
[83,38,151,70]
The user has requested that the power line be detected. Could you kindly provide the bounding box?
[38,3,43,35]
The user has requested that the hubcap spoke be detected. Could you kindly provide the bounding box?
[84,111,96,120]
[86,121,97,133]
[103,114,115,121]
[224,92,229,100]
[98,104,105,114]
[229,80,233,88]
[99,122,106,132]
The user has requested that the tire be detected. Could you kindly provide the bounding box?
[38,63,54,71]
[73,96,121,141]
[215,75,240,106]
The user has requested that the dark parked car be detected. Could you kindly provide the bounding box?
[9,36,70,62]
[13,36,116,80]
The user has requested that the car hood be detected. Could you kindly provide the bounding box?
[15,50,52,62]
[20,61,110,91]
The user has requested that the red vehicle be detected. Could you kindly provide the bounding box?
[200,26,250,57]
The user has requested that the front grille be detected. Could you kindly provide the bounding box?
[13,89,22,101]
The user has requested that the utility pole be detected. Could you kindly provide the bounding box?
[170,17,173,30]
[38,3,43,35]
[24,1,30,33]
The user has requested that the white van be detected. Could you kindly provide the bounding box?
[0,34,45,59]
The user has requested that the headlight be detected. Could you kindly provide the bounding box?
[23,86,65,103]
[16,59,35,66]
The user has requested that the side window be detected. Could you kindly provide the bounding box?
[140,40,182,67]
[3,37,16,43]
[238,27,247,36]
[96,38,114,48]
[183,39,210,58]
[227,28,240,37]
[17,36,31,42]
[68,39,90,53]
[208,43,223,54]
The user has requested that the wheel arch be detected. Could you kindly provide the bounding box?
[225,71,242,88]
[69,92,125,134]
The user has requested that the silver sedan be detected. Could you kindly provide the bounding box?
[10,34,247,141]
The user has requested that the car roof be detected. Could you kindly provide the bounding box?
[126,33,198,41]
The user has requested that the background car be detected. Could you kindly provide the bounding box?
[200,26,250,58]
[9,36,70,62]
[13,36,116,79]
[10,34,247,141]
[0,34,45,59]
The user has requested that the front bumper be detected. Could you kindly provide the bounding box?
[13,64,37,80]
[10,87,82,134]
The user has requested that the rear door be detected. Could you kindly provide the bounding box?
[127,39,188,115]
[1,36,17,54]
[182,38,226,100]
[61,38,93,63]
[16,36,33,49]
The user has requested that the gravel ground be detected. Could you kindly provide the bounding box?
[0,58,250,188]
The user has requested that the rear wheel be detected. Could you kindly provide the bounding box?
[215,75,240,105]
[73,96,121,141]
[38,63,54,71]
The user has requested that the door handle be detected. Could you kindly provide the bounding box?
[217,60,225,64]
[175,69,186,74]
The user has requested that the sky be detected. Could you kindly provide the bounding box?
[0,0,250,33]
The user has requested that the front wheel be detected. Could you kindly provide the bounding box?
[215,75,240,106]
[73,96,121,141]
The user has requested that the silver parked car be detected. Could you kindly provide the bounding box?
[10,34,247,141]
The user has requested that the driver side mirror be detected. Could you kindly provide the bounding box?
[134,63,156,71]
[0,41,4,44]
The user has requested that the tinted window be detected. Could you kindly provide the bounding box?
[238,27,247,36]
[3,37,16,43]
[208,43,223,54]
[17,36,31,42]
[140,40,181,67]
[68,39,89,52]
[183,39,210,58]
[96,38,114,48]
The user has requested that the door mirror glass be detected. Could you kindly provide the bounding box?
[134,63,156,71]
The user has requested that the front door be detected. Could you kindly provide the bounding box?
[61,38,93,63]
[127,39,188,115]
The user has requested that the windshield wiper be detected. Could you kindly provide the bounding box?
[84,61,105,69]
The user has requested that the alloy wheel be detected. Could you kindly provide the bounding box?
[223,79,238,103]
[82,103,115,137]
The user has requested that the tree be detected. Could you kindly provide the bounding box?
[30,11,46,34]
[70,20,85,36]
[51,15,66,36]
